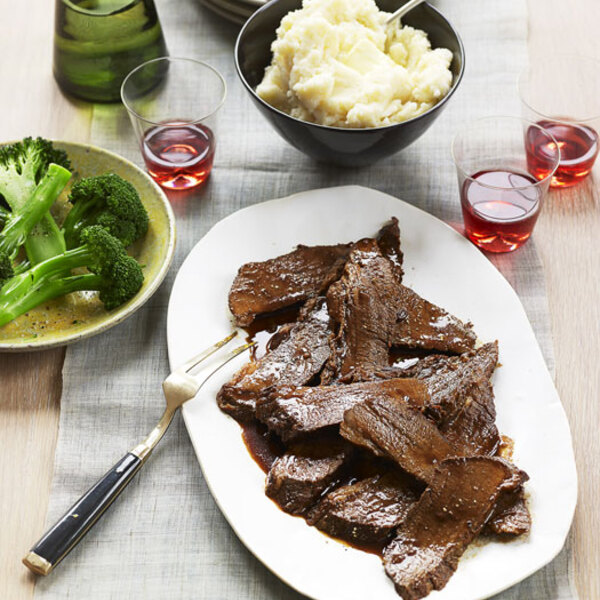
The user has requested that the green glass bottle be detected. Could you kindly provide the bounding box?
[53,0,168,103]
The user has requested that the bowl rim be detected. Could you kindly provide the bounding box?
[234,0,466,133]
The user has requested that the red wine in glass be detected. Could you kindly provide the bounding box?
[141,123,215,190]
[461,170,541,253]
[526,120,598,187]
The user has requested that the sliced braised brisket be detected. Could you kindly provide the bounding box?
[219,219,531,599]
[229,244,352,327]
[376,342,499,423]
[376,217,404,276]
[392,286,476,354]
[306,472,419,546]
[323,238,406,383]
[228,218,403,327]
[265,437,351,515]
[257,379,428,442]
[439,378,500,456]
[383,457,527,600]
[323,239,476,383]
[217,297,331,421]
[483,485,531,537]
[340,395,457,485]
[395,343,501,456]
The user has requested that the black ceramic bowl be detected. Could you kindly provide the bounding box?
[235,0,465,167]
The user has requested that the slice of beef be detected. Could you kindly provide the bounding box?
[324,238,406,383]
[265,437,351,515]
[483,486,531,537]
[228,218,403,327]
[339,346,502,478]
[340,395,457,485]
[375,342,499,423]
[217,297,331,421]
[394,343,501,456]
[398,341,497,382]
[229,244,352,327]
[391,285,477,354]
[323,239,477,384]
[376,217,404,277]
[257,379,428,442]
[439,377,500,456]
[383,457,526,600]
[306,472,419,546]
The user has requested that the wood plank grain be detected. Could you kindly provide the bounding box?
[0,350,65,599]
[0,1,92,599]
[527,1,600,598]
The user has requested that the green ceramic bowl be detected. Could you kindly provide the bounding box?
[0,141,176,351]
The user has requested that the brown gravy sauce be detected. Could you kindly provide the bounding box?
[324,528,386,557]
[239,306,302,474]
[243,305,301,361]
[241,421,285,473]
[240,401,414,558]
[240,422,392,556]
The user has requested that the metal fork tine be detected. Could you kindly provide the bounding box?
[179,331,238,374]
[191,341,256,390]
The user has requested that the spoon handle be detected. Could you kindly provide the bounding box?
[22,451,145,576]
[386,0,427,25]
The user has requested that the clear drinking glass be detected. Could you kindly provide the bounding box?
[452,116,560,254]
[121,57,226,190]
[54,0,168,103]
[519,55,600,187]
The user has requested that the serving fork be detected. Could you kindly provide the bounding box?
[386,0,426,26]
[22,332,252,576]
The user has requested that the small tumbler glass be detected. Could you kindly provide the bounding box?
[452,116,559,254]
[519,55,600,187]
[121,57,226,190]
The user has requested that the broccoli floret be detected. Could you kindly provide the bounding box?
[96,253,144,309]
[0,137,70,208]
[0,164,71,260]
[0,225,144,326]
[0,137,71,265]
[62,173,149,249]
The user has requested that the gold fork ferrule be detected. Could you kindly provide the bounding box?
[130,442,153,461]
[130,407,176,461]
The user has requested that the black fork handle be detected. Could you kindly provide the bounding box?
[22,451,144,575]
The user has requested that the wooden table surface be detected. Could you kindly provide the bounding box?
[0,1,598,599]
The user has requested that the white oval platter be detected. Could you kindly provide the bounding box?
[166,185,577,600]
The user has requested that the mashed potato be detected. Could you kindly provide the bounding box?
[256,0,453,128]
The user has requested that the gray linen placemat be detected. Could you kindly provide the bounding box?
[34,0,576,598]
